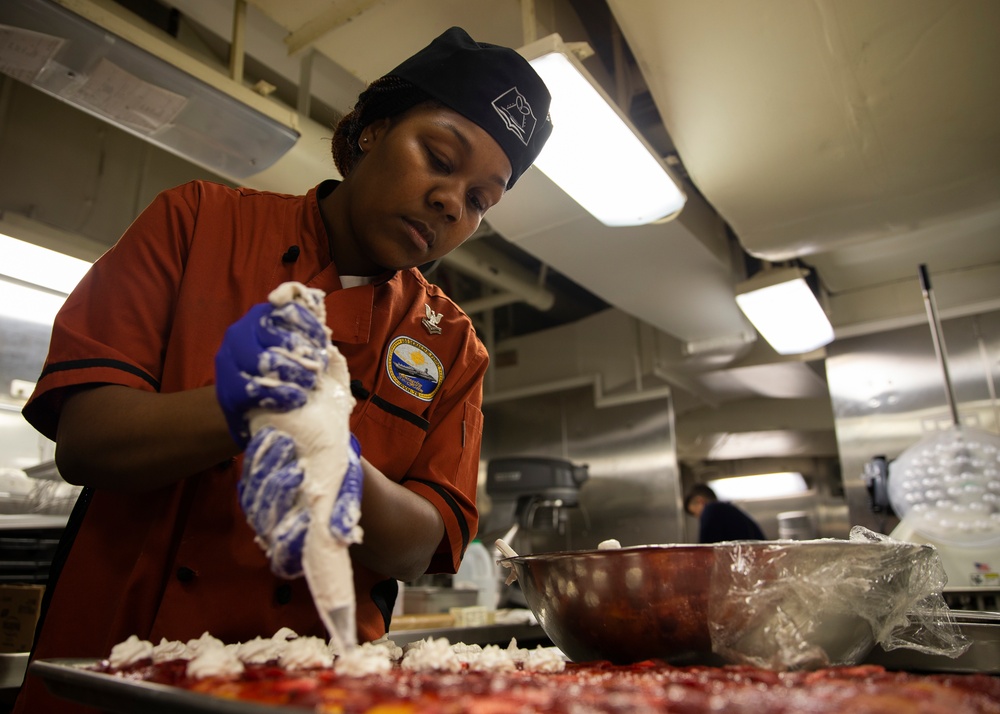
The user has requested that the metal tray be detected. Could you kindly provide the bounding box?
[862,611,1000,674]
[30,659,290,713]
[31,614,999,714]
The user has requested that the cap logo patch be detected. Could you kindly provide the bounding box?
[386,336,443,401]
[492,87,537,146]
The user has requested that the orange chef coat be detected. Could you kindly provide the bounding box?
[17,180,486,714]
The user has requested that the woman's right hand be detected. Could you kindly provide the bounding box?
[239,426,363,578]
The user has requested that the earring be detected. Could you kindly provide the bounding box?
[359,136,369,151]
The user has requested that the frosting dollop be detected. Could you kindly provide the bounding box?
[279,636,334,670]
[400,637,463,673]
[109,635,153,669]
[186,645,245,679]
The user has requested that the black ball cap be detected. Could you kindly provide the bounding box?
[387,27,553,188]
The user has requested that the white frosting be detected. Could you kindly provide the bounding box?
[237,636,285,664]
[450,641,483,664]
[109,635,153,668]
[335,646,393,676]
[361,638,404,662]
[109,629,565,678]
[400,637,463,673]
[598,539,622,550]
[504,637,527,663]
[279,636,334,670]
[186,645,245,679]
[466,644,517,673]
[272,627,299,642]
[151,637,190,663]
[523,646,567,673]
[185,632,226,657]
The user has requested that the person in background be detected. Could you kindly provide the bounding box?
[683,483,766,543]
[16,27,551,714]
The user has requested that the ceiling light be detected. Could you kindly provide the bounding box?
[0,280,68,325]
[735,267,834,355]
[519,34,686,227]
[0,0,299,179]
[708,472,809,501]
[1,232,92,295]
[0,232,92,326]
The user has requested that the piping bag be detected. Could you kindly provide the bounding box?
[248,282,360,653]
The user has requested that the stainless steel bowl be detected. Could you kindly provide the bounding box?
[502,539,942,668]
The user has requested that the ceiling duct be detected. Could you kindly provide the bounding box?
[0,0,299,179]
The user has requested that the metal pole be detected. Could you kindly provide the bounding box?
[918,264,961,426]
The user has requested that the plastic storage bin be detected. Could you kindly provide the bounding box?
[454,540,499,610]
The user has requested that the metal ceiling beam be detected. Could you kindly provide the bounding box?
[442,243,555,312]
[282,0,381,56]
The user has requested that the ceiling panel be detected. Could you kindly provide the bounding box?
[608,0,1000,263]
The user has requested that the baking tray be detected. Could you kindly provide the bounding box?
[31,613,1000,714]
[30,659,289,713]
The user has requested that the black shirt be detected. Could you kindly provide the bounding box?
[698,501,766,543]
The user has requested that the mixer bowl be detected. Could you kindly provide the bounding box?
[502,539,944,669]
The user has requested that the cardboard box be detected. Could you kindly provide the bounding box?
[0,585,44,653]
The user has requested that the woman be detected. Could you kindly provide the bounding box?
[17,26,551,713]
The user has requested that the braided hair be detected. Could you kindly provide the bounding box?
[331,75,432,177]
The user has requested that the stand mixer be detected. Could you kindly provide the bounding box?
[484,456,589,556]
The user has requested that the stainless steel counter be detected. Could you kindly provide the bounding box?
[0,514,67,530]
[387,622,549,648]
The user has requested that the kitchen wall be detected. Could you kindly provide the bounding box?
[475,305,852,547]
[478,384,681,555]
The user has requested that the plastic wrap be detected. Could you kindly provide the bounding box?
[706,527,970,670]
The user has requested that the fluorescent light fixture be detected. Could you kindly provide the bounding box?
[519,34,686,227]
[708,472,809,501]
[0,232,92,325]
[735,267,834,355]
[1,232,91,294]
[0,0,299,179]
[0,280,69,325]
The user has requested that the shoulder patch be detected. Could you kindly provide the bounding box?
[386,336,444,401]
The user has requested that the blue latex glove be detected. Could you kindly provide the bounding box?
[215,301,330,448]
[239,426,363,578]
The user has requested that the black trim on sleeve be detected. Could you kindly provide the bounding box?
[402,477,470,553]
[39,358,161,391]
[350,380,429,431]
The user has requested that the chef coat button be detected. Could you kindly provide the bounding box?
[275,584,293,605]
[176,566,196,583]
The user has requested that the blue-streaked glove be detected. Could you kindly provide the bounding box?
[215,301,330,448]
[239,425,363,578]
